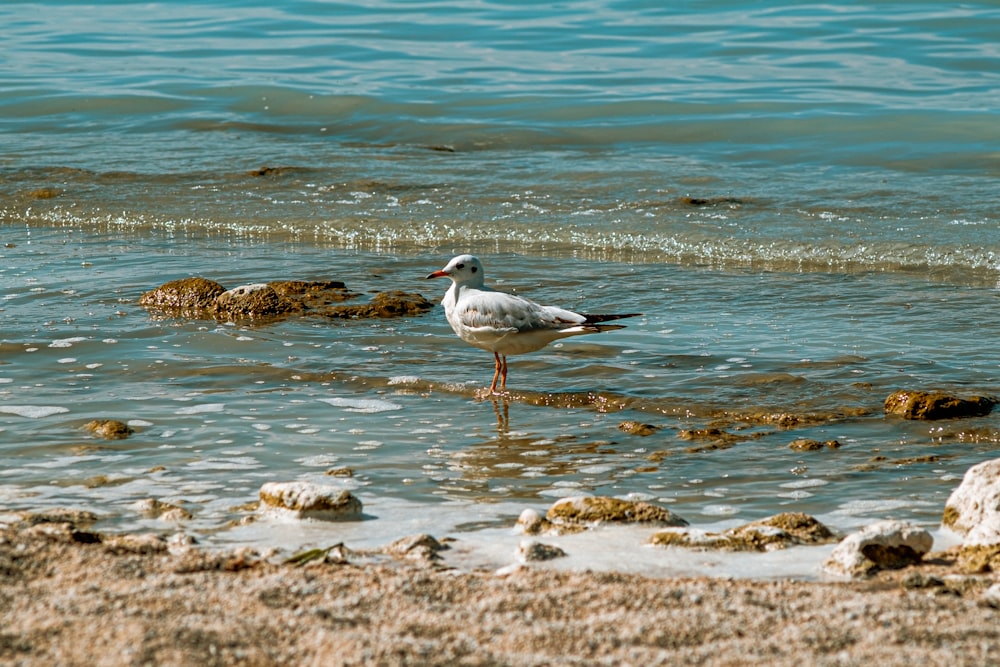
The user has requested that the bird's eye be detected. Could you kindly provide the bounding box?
[456,263,465,269]
[471,266,477,273]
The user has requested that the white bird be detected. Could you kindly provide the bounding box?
[426,254,640,394]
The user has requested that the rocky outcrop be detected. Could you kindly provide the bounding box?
[214,283,298,319]
[140,276,431,322]
[516,497,689,536]
[942,458,1000,544]
[258,482,362,521]
[884,390,995,420]
[822,520,932,578]
[650,512,836,552]
[319,290,434,319]
[139,277,226,314]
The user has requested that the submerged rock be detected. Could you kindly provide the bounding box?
[83,419,133,440]
[884,390,995,420]
[678,196,745,207]
[649,512,835,552]
[546,496,688,528]
[822,520,933,578]
[788,439,841,451]
[618,421,659,436]
[258,482,362,521]
[318,290,434,319]
[678,428,748,453]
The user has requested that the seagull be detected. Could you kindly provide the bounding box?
[426,254,640,394]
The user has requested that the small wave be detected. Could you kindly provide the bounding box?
[319,397,403,413]
[0,406,70,419]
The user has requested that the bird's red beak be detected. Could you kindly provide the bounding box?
[426,269,449,279]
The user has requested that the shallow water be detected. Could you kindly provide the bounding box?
[2,1,1000,576]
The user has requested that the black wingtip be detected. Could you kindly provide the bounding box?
[581,313,642,324]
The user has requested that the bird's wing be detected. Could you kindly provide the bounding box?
[456,290,584,334]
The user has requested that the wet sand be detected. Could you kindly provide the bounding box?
[2,521,999,666]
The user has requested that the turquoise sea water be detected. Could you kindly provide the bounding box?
[2,1,1000,575]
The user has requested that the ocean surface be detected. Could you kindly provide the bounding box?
[2,1,1000,577]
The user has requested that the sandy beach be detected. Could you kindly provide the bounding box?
[3,516,999,667]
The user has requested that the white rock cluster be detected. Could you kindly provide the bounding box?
[822,520,933,578]
[942,457,1000,546]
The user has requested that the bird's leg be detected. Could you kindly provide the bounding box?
[489,352,502,394]
[499,354,508,390]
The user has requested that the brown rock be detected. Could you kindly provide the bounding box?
[789,439,841,451]
[649,512,835,552]
[215,283,299,320]
[141,276,431,323]
[83,419,133,440]
[884,390,995,420]
[546,496,688,527]
[268,280,357,308]
[139,277,226,312]
[320,291,434,319]
[730,512,835,547]
[269,279,347,294]
[957,544,1000,573]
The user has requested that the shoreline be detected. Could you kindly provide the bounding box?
[3,519,999,666]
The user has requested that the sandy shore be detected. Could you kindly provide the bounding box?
[2,518,999,667]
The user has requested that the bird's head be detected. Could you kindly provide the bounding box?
[426,254,485,287]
